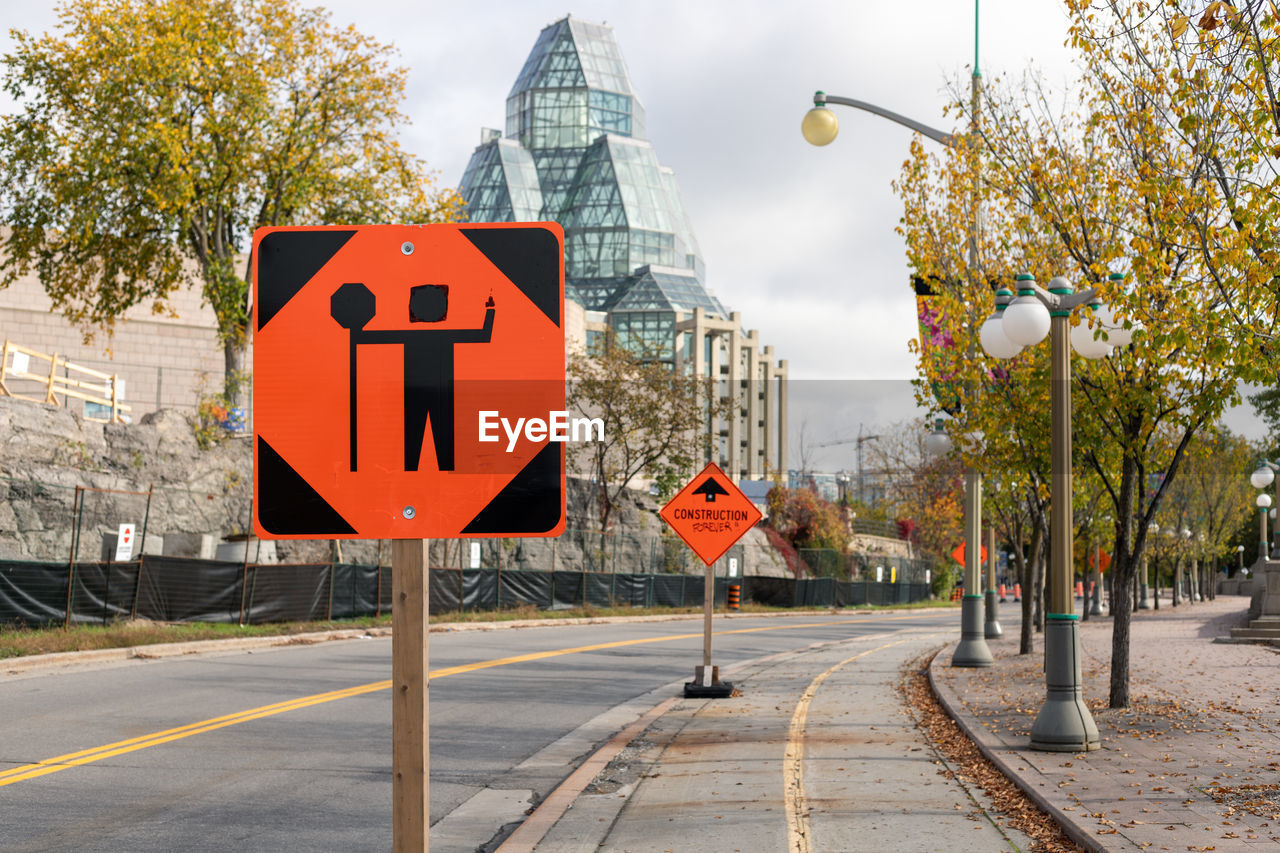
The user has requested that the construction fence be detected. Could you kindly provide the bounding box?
[0,555,934,629]
[796,548,933,583]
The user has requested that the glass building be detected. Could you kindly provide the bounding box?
[457,15,787,481]
[458,15,715,320]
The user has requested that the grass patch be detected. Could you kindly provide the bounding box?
[0,616,393,660]
[0,598,953,660]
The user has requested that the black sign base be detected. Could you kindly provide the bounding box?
[683,681,735,699]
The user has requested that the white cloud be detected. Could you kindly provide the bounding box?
[23,3,1267,460]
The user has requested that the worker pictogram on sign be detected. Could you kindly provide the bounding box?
[660,462,763,566]
[252,223,566,540]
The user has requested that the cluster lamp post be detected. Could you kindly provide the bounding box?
[977,270,1138,751]
[1251,461,1279,560]
[1257,494,1273,565]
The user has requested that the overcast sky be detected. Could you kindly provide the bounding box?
[1,1,1265,468]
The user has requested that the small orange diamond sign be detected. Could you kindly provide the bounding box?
[660,463,762,566]
[951,541,988,566]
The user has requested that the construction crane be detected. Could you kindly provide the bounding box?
[812,424,881,505]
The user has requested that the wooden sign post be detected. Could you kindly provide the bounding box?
[392,539,429,852]
[251,223,565,851]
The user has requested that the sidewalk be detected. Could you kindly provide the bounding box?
[504,597,1277,853]
[507,624,1035,853]
[932,596,1280,852]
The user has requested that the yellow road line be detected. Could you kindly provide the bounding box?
[1,611,944,788]
[783,636,934,853]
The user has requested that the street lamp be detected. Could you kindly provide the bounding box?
[803,44,997,666]
[926,417,953,457]
[1238,543,1246,575]
[1251,460,1279,558]
[1257,493,1272,567]
[1177,527,1192,606]
[1089,532,1104,616]
[1139,522,1156,609]
[979,271,1132,752]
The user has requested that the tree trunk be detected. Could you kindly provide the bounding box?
[1032,542,1044,632]
[224,337,247,410]
[1019,524,1042,654]
[1109,556,1134,707]
[1108,461,1138,709]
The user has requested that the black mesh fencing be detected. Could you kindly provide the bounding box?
[242,564,331,625]
[0,560,72,627]
[135,556,244,623]
[70,561,142,625]
[330,564,381,619]
[0,558,934,629]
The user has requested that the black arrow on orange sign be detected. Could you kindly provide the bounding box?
[692,477,729,503]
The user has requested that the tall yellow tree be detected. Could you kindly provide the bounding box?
[898,49,1269,706]
[1068,0,1280,340]
[0,0,462,403]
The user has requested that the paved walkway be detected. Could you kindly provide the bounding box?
[505,596,1276,853]
[507,622,1035,853]
[932,595,1280,852]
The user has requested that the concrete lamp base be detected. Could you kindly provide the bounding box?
[1030,615,1100,752]
[952,595,994,667]
[1137,584,1150,610]
[984,589,1003,639]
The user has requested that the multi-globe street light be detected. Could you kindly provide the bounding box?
[1251,461,1279,559]
[1256,493,1273,566]
[978,271,1137,751]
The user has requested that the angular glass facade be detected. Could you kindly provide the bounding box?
[608,265,727,363]
[458,15,713,317]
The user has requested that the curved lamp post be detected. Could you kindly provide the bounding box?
[1251,461,1279,559]
[978,271,1138,752]
[804,34,997,666]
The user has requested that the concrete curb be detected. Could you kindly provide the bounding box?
[4,606,957,675]
[927,642,1110,853]
[433,606,955,632]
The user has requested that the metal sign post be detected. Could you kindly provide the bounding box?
[659,463,762,699]
[701,558,715,688]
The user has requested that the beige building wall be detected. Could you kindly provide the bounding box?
[0,245,232,421]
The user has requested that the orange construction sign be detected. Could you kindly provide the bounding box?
[1088,550,1112,572]
[951,541,989,566]
[252,223,566,539]
[659,463,763,566]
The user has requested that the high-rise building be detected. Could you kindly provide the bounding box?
[458,15,787,481]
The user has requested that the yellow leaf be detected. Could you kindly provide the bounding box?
[1170,14,1190,39]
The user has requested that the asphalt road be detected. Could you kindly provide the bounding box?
[0,609,973,852]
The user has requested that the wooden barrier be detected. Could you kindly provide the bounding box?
[0,340,131,423]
